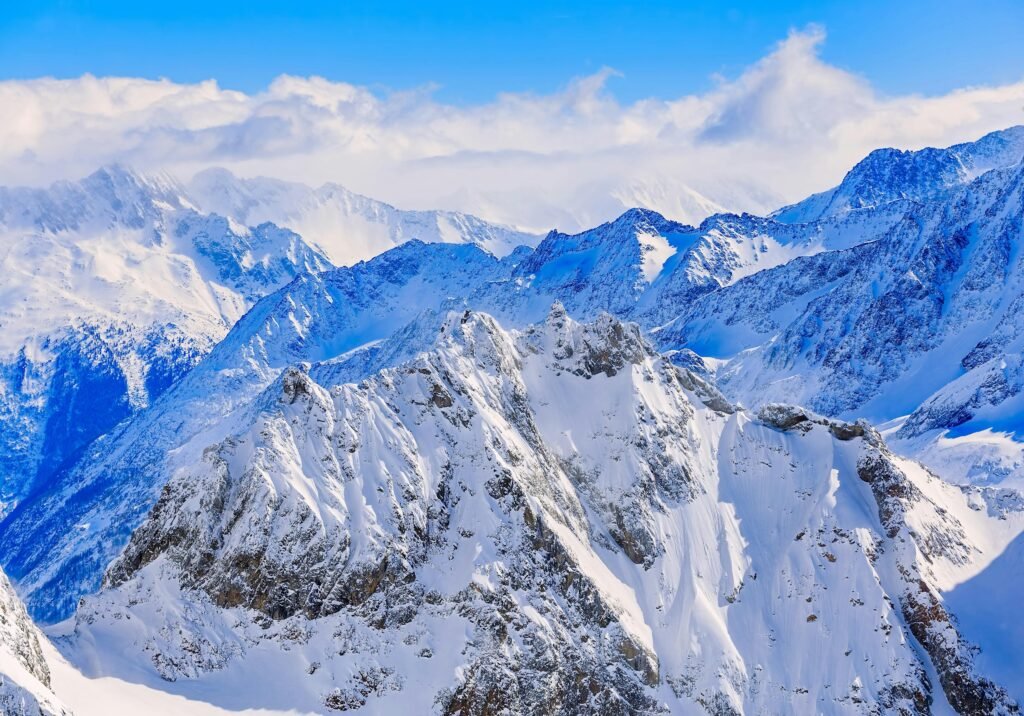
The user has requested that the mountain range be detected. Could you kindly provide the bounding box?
[0,166,535,522]
[0,127,1023,714]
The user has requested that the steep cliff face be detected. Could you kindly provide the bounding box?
[0,568,70,715]
[68,312,1022,714]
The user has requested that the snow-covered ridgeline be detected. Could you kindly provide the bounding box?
[61,310,1023,714]
[773,125,1024,223]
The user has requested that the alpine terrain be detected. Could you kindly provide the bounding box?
[1,127,1023,715]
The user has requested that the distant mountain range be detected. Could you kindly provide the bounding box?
[1,127,1023,715]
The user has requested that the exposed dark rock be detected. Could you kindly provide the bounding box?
[281,365,313,404]
[757,403,812,431]
[857,445,1020,715]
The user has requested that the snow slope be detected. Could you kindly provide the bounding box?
[0,241,516,623]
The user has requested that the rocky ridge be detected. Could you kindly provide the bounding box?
[68,311,1023,714]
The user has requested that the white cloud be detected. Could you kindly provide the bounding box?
[1,27,1022,232]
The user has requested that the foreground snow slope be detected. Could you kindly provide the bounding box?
[58,310,1022,714]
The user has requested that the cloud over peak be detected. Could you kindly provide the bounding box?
[2,27,1022,232]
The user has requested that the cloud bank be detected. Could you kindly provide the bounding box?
[2,27,1023,231]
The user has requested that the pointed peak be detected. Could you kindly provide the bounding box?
[601,207,697,240]
[613,207,669,227]
[546,300,568,323]
[524,308,652,378]
[437,308,502,341]
[86,162,142,182]
[82,162,186,200]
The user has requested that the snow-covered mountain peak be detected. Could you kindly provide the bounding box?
[187,167,541,264]
[0,163,190,235]
[57,308,1022,713]
[510,208,695,317]
[556,206,691,245]
[610,178,730,226]
[774,125,1024,223]
[526,305,652,377]
[79,162,187,207]
[954,124,1024,176]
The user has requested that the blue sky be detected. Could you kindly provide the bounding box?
[1,0,1022,103]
